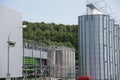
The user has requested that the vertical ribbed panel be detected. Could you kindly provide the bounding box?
[78,14,120,80]
[0,6,22,78]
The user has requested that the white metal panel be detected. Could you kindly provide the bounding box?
[24,48,47,59]
[24,49,32,57]
[0,6,23,78]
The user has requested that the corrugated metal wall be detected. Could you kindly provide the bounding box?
[78,14,120,80]
[48,46,76,80]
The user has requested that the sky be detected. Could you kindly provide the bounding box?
[0,0,120,25]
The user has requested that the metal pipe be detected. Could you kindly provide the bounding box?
[94,0,105,5]
[6,28,17,80]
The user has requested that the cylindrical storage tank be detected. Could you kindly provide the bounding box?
[78,14,111,80]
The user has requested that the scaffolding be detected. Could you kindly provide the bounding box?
[22,41,48,80]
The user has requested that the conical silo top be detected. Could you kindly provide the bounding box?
[86,3,104,15]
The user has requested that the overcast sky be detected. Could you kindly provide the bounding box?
[0,0,120,24]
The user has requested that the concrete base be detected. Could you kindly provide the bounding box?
[6,73,11,80]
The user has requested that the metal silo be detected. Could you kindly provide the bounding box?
[78,3,120,80]
[78,14,110,80]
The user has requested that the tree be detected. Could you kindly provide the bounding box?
[23,21,78,65]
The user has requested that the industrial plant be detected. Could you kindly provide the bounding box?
[23,41,76,80]
[1,0,120,80]
[0,6,76,80]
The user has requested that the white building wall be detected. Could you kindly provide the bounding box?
[0,6,23,78]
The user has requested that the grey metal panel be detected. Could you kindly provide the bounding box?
[24,48,47,59]
[78,16,83,76]
[0,6,22,78]
[114,24,119,80]
[78,14,119,80]
[89,15,96,79]
[109,19,114,80]
[94,15,100,79]
[99,15,104,80]
[86,16,89,76]
[118,25,120,80]
[48,46,76,79]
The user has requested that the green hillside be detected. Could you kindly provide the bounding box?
[23,21,78,65]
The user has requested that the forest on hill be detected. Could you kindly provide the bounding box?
[23,21,78,65]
